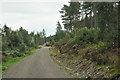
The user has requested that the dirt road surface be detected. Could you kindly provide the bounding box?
[3,47,68,78]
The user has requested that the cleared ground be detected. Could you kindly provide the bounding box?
[3,47,68,78]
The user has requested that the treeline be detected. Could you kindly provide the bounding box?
[59,2,118,31]
[47,2,119,66]
[1,25,46,61]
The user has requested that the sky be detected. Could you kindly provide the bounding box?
[0,0,69,36]
[0,0,117,36]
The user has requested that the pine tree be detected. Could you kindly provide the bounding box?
[60,2,80,31]
[56,21,62,32]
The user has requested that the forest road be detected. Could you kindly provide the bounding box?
[3,47,68,78]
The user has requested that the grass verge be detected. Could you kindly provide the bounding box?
[49,47,119,79]
[50,55,73,77]
[2,48,40,73]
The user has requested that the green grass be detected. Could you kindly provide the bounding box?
[36,46,42,49]
[2,57,25,72]
[0,64,2,75]
[49,48,81,78]
[50,55,74,77]
[2,48,37,73]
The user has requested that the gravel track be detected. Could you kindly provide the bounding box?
[3,47,68,78]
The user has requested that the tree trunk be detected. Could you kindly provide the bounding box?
[90,9,93,28]
[118,1,120,75]
[118,2,120,23]
[93,3,97,28]
[84,10,87,27]
[118,2,120,48]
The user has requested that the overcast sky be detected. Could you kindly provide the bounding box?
[0,0,69,36]
[0,0,116,36]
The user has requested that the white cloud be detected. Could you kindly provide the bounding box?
[0,2,68,36]
[1,0,70,2]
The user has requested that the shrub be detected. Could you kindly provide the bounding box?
[30,41,35,47]
[103,27,118,48]
[97,41,105,48]
[19,43,27,52]
[66,27,99,47]
[66,38,75,47]
[51,39,55,45]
